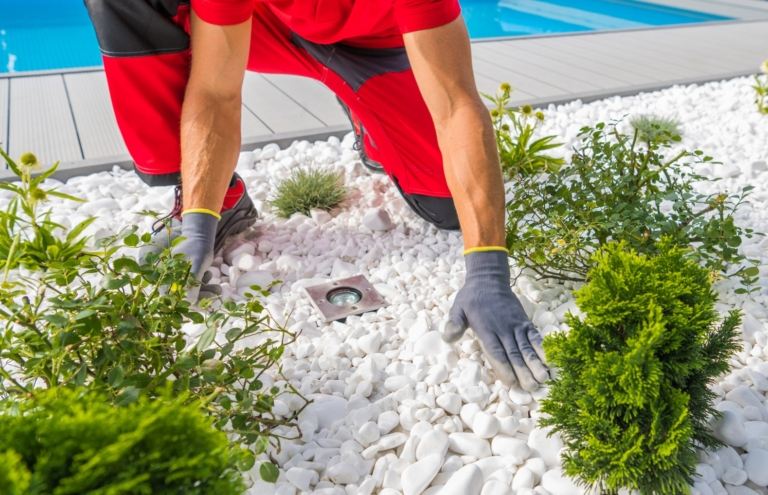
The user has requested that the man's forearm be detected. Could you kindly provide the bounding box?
[436,99,506,249]
[179,92,242,213]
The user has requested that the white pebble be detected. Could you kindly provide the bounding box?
[401,454,443,495]
[472,412,500,439]
[744,448,768,486]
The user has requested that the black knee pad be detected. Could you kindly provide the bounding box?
[83,0,189,56]
[401,192,460,231]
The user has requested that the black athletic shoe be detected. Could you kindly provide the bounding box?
[143,173,258,257]
[336,97,385,174]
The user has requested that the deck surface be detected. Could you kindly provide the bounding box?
[2,10,768,180]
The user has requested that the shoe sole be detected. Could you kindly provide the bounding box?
[214,195,259,253]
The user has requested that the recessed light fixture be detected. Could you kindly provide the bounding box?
[304,275,387,322]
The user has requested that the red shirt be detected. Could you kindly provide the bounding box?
[191,0,461,47]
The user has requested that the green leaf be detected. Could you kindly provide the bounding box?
[42,314,69,327]
[46,189,86,203]
[108,366,124,387]
[124,233,140,247]
[75,309,97,321]
[116,386,140,406]
[742,266,760,277]
[196,324,217,352]
[259,462,279,483]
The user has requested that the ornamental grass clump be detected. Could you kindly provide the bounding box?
[539,241,742,495]
[271,168,346,217]
[485,83,564,177]
[0,149,303,483]
[0,389,247,495]
[630,114,683,144]
[505,121,758,287]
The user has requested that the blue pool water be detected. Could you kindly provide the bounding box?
[0,0,732,73]
[462,0,731,39]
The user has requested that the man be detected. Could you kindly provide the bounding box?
[84,0,548,391]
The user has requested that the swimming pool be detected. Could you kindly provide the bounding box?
[462,0,731,39]
[0,0,732,74]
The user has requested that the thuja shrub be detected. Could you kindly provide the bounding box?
[485,83,564,178]
[0,150,304,481]
[271,168,346,217]
[0,450,30,495]
[505,121,758,286]
[0,388,246,494]
[539,241,742,495]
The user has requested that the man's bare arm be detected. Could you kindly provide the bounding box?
[181,13,251,213]
[403,17,505,250]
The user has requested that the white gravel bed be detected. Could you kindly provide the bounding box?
[4,76,768,495]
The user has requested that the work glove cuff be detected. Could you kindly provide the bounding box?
[464,249,510,283]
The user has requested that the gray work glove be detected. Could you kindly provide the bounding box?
[172,211,220,302]
[442,249,549,391]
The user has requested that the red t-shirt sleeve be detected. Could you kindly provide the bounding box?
[191,0,255,25]
[393,0,462,33]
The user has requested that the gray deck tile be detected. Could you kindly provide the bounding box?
[8,75,82,164]
[473,42,625,91]
[64,71,127,159]
[471,55,570,98]
[240,72,325,134]
[261,74,349,128]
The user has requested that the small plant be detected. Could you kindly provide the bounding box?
[630,114,682,143]
[485,83,564,177]
[0,388,247,494]
[271,168,346,217]
[0,150,305,482]
[540,240,742,495]
[505,121,759,286]
[754,60,768,114]
[0,149,95,273]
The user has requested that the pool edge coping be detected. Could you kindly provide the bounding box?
[2,17,767,78]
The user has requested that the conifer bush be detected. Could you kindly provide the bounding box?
[539,240,742,495]
[271,168,346,217]
[505,121,758,287]
[0,389,246,494]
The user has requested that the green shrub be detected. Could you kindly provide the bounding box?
[0,449,31,495]
[539,241,742,495]
[0,388,246,494]
[505,121,758,287]
[630,114,682,143]
[271,168,346,217]
[0,150,305,481]
[755,60,768,115]
[485,83,564,178]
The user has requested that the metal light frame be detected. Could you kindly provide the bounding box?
[303,274,387,322]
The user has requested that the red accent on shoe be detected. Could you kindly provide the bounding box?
[221,177,245,212]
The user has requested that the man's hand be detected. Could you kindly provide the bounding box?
[442,250,549,391]
[172,211,218,302]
